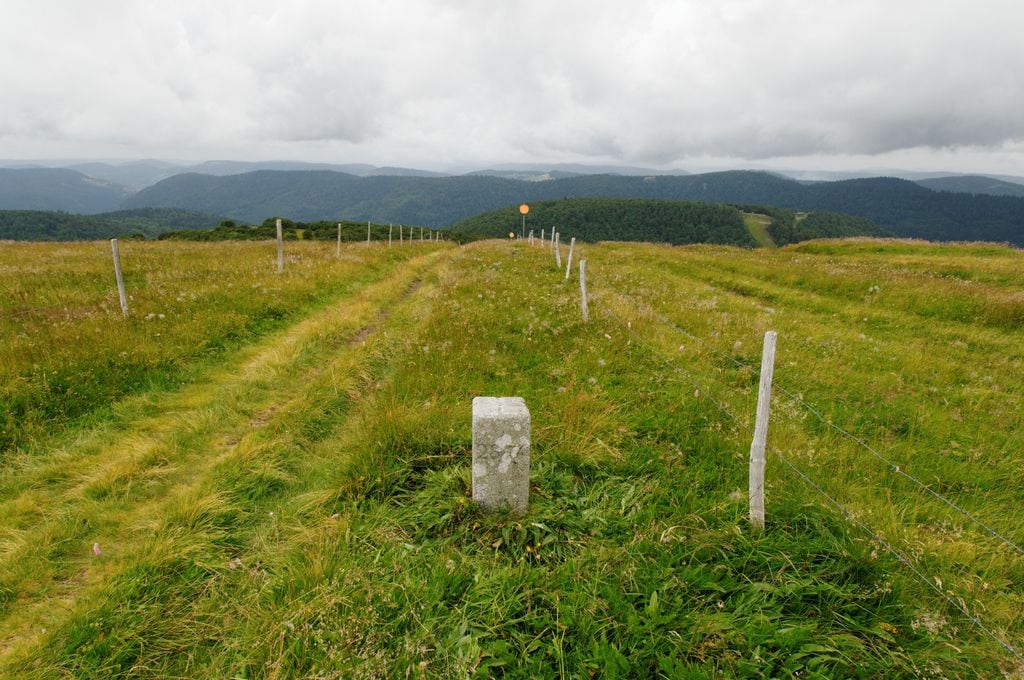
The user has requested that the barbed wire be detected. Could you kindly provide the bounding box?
[581,258,1024,662]
[773,449,1023,662]
[626,299,1023,557]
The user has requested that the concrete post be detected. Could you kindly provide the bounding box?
[472,397,530,515]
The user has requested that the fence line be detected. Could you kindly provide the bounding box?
[639,307,1024,557]
[774,450,1024,662]
[584,264,1023,662]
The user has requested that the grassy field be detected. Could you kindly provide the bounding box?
[0,237,1021,677]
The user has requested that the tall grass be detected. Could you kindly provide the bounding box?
[0,240,443,453]
[0,238,1020,677]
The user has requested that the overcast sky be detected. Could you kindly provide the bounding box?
[2,0,1023,174]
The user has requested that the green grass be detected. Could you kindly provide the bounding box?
[0,237,1021,677]
[742,213,776,248]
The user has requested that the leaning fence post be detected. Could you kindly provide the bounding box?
[110,238,129,318]
[554,233,562,268]
[366,220,371,245]
[276,218,284,273]
[579,258,589,322]
[749,331,777,531]
[336,222,342,258]
[564,237,575,280]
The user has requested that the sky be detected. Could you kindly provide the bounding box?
[2,0,1023,175]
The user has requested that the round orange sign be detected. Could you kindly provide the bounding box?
[519,203,529,215]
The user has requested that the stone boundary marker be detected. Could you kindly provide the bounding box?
[472,396,530,515]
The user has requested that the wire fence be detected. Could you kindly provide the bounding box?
[646,307,1024,557]
[561,243,1023,662]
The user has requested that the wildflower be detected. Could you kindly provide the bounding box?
[92,543,101,557]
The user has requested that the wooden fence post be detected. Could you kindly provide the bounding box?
[367,220,371,245]
[555,233,562,268]
[389,223,393,247]
[336,222,341,258]
[110,238,129,318]
[276,218,284,273]
[749,331,777,531]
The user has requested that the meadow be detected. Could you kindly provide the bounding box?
[0,236,1021,677]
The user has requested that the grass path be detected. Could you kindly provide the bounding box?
[0,247,454,669]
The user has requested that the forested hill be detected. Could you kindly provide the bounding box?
[0,168,130,214]
[124,169,1024,245]
[453,199,753,246]
[449,198,886,247]
[0,208,224,241]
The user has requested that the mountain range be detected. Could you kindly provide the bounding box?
[1,162,1023,245]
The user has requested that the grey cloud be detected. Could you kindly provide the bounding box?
[1,0,1022,169]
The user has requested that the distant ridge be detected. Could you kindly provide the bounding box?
[0,168,130,214]
[3,164,1024,245]
[915,175,1024,198]
[122,169,1024,245]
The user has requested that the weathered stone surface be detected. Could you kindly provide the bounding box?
[472,396,530,514]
